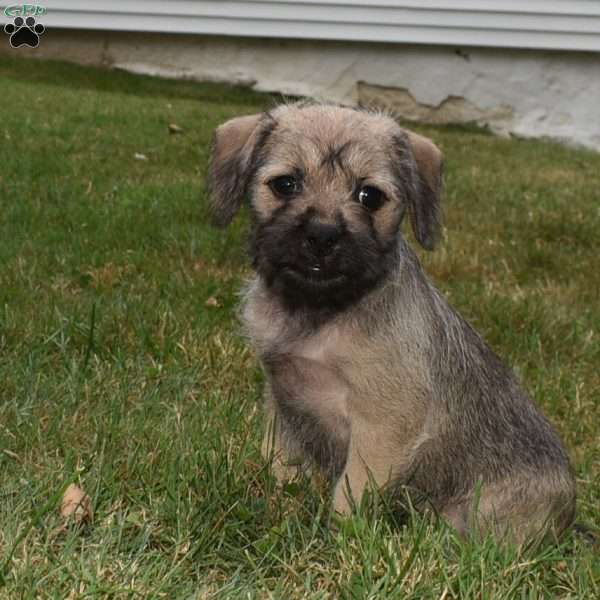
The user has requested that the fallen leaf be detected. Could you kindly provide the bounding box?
[205,296,221,308]
[168,123,184,134]
[61,484,93,524]
[193,258,207,272]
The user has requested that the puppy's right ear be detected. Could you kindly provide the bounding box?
[207,113,274,227]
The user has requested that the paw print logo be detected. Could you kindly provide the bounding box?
[4,16,45,48]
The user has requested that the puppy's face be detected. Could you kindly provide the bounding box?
[208,104,443,310]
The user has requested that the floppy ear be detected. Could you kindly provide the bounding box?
[207,113,274,226]
[402,131,444,250]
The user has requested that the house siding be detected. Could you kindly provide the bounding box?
[3,1,600,52]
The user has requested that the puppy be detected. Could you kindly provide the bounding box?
[207,103,575,543]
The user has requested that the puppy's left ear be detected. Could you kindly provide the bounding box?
[207,113,274,226]
[403,131,444,250]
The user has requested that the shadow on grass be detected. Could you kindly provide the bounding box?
[0,54,273,106]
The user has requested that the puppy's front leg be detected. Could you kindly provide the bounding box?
[333,420,397,514]
[261,387,304,483]
[264,354,351,482]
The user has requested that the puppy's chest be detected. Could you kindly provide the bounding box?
[243,292,420,411]
[243,297,351,405]
[271,323,348,382]
[242,288,343,365]
[269,328,353,421]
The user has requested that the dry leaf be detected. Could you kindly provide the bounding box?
[168,123,184,134]
[61,484,93,524]
[193,258,207,272]
[205,296,221,308]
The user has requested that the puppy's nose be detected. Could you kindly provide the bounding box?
[304,222,341,257]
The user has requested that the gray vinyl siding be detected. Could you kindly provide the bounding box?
[3,1,600,51]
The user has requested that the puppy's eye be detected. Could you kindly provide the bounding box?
[357,186,384,211]
[269,176,301,198]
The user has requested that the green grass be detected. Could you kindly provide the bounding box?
[0,54,598,598]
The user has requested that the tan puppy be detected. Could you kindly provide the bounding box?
[208,103,575,544]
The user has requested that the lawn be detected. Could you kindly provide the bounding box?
[0,55,598,598]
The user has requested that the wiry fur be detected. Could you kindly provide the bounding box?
[207,103,576,544]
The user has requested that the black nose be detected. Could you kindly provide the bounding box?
[304,222,341,257]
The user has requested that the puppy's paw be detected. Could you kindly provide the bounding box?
[269,453,306,485]
[332,485,355,516]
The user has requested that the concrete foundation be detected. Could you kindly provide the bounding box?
[3,29,599,151]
